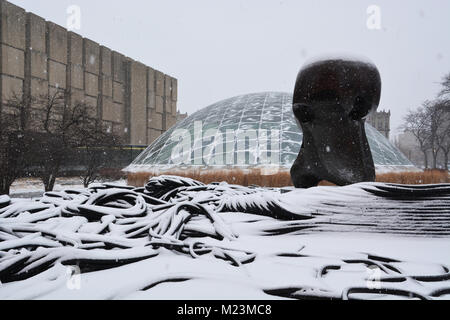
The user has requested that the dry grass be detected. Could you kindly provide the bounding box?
[376,170,450,185]
[127,168,450,188]
[127,168,293,188]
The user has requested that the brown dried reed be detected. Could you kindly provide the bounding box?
[127,168,450,188]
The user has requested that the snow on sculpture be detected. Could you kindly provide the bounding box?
[291,58,382,188]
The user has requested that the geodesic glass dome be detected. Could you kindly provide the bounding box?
[126,92,414,172]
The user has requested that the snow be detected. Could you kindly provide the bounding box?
[0,176,449,300]
[10,177,127,198]
[300,52,377,72]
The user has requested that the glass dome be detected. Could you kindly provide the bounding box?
[126,92,414,172]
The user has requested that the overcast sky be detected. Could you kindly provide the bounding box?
[10,0,450,138]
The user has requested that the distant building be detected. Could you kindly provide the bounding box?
[176,111,188,123]
[367,110,391,139]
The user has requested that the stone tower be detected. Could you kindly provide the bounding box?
[366,110,391,139]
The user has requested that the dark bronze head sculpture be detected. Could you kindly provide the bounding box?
[291,58,382,188]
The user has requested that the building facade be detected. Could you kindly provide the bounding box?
[0,0,178,147]
[366,110,391,139]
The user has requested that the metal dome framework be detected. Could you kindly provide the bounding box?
[127,92,413,171]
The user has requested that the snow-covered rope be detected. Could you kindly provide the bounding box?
[0,176,286,283]
[1,175,450,299]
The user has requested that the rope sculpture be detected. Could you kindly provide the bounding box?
[1,176,450,299]
[0,176,278,283]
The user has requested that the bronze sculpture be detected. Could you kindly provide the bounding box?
[291,58,382,188]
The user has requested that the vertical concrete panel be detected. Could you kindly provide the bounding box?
[1,75,22,101]
[102,98,123,123]
[46,21,67,111]
[161,74,175,130]
[25,12,49,118]
[48,61,66,89]
[166,114,177,130]
[83,39,100,75]
[147,67,155,109]
[0,1,26,106]
[154,70,164,97]
[148,109,163,130]
[99,46,112,121]
[1,45,24,78]
[69,65,84,90]
[83,39,100,117]
[171,100,177,116]
[84,95,98,118]
[113,82,124,103]
[153,70,166,134]
[112,51,126,83]
[67,32,83,108]
[147,128,162,144]
[102,76,112,97]
[30,78,47,97]
[100,46,112,76]
[164,75,172,99]
[68,32,83,66]
[27,13,46,53]
[171,78,178,102]
[46,22,67,64]
[84,72,98,97]
[29,51,47,80]
[112,52,127,140]
[155,96,164,114]
[0,1,26,49]
[146,67,156,144]
[71,88,86,105]
[123,59,132,144]
[129,61,147,145]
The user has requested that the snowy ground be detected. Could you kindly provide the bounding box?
[10,177,127,199]
[1,176,449,300]
[1,233,448,300]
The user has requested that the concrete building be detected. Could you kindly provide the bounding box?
[0,0,178,148]
[366,110,391,139]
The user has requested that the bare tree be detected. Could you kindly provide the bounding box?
[435,100,450,170]
[428,101,445,169]
[402,98,450,169]
[1,89,125,194]
[402,103,433,168]
[438,133,450,171]
[439,73,450,98]
[32,90,93,191]
[76,120,123,188]
[0,93,34,195]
